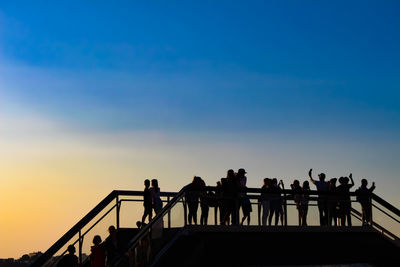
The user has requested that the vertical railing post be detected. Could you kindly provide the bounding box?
[167,196,171,228]
[281,183,287,226]
[116,195,120,230]
[214,205,218,225]
[370,196,373,226]
[183,198,188,226]
[78,230,83,265]
[258,197,261,226]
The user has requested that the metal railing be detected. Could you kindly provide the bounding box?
[31,190,178,267]
[32,186,400,267]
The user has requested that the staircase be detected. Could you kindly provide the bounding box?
[31,185,400,267]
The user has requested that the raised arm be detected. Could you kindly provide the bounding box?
[349,173,355,187]
[308,168,316,184]
[369,182,376,192]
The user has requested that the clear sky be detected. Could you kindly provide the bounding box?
[1,0,400,258]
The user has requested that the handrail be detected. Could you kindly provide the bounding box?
[31,191,117,267]
[351,207,399,240]
[112,184,191,266]
[31,190,178,267]
[372,193,400,218]
[32,185,400,267]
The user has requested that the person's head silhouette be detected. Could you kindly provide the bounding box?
[292,179,300,189]
[151,179,159,188]
[93,235,102,245]
[227,169,235,179]
[237,168,246,177]
[303,181,310,190]
[108,225,116,235]
[67,245,76,255]
[144,179,150,188]
[318,173,326,182]
[361,178,368,187]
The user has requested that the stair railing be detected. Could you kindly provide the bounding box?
[32,185,400,267]
[31,190,177,267]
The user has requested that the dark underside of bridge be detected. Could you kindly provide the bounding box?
[147,226,400,267]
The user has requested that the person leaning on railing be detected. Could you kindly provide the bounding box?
[186,176,202,225]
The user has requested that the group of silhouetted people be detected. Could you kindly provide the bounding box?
[141,179,163,225]
[57,226,121,267]
[58,168,376,267]
[139,168,376,228]
[308,168,375,226]
[186,169,252,226]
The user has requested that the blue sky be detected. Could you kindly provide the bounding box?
[0,1,400,257]
[1,1,399,135]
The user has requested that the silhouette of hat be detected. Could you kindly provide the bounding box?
[238,168,247,174]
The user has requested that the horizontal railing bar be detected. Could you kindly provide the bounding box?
[112,185,190,266]
[351,208,399,240]
[31,191,118,267]
[113,190,177,197]
[49,202,119,267]
[33,186,400,267]
[372,203,400,224]
[372,193,400,218]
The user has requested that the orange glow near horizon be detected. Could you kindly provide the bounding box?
[1,112,400,259]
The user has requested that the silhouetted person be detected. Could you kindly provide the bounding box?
[57,245,78,267]
[300,181,310,226]
[134,221,150,267]
[199,178,209,225]
[309,169,329,226]
[327,178,338,226]
[186,176,202,225]
[337,174,354,226]
[269,178,283,226]
[237,168,247,187]
[240,186,252,225]
[90,235,105,267]
[216,180,225,225]
[260,178,271,226]
[150,179,164,237]
[220,178,230,225]
[291,179,302,226]
[150,179,162,215]
[237,168,248,224]
[356,178,375,225]
[226,169,240,225]
[142,179,152,224]
[105,226,121,266]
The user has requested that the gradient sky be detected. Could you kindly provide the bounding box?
[1,0,400,258]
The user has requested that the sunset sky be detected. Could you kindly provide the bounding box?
[1,1,400,258]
